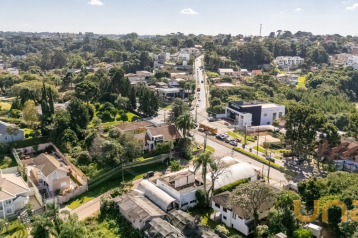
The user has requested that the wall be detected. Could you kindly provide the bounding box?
[56,185,88,204]
[215,113,227,118]
[0,129,24,143]
[260,106,285,126]
[1,166,18,174]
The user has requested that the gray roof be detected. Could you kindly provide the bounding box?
[145,218,185,238]
[0,173,30,201]
[32,153,68,177]
[113,190,165,222]
[167,210,220,238]
[138,180,177,211]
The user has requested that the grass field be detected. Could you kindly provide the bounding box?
[159,101,171,109]
[296,77,306,88]
[99,112,138,127]
[253,146,267,154]
[0,102,11,110]
[66,163,168,209]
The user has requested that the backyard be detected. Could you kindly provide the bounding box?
[0,154,17,169]
[296,77,306,88]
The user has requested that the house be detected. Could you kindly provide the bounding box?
[252,70,262,76]
[273,56,304,67]
[240,69,249,76]
[112,190,166,230]
[156,82,168,88]
[206,163,258,190]
[136,71,153,79]
[168,78,185,87]
[225,101,285,127]
[146,125,182,151]
[145,218,185,237]
[13,55,26,61]
[346,55,358,70]
[158,53,167,64]
[124,73,138,82]
[0,172,30,219]
[215,83,235,89]
[138,180,178,212]
[156,170,203,209]
[218,68,234,76]
[276,74,290,84]
[6,68,19,75]
[0,121,25,143]
[211,191,274,236]
[24,153,75,197]
[166,210,220,238]
[180,48,200,56]
[178,53,190,61]
[318,137,358,163]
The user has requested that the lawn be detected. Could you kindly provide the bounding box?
[206,71,220,78]
[66,163,168,209]
[0,218,28,238]
[0,101,11,110]
[159,101,171,110]
[227,131,249,145]
[0,154,17,169]
[83,212,122,238]
[296,77,306,88]
[99,112,139,127]
[253,146,267,154]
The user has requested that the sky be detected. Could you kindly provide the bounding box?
[0,0,358,36]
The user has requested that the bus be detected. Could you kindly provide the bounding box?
[197,86,201,92]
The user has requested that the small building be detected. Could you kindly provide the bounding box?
[112,190,166,230]
[215,83,235,89]
[124,73,138,82]
[157,170,202,209]
[310,67,319,73]
[218,68,234,76]
[273,56,304,66]
[0,172,30,219]
[252,70,262,76]
[304,223,322,237]
[276,74,290,84]
[225,101,285,127]
[136,71,153,79]
[145,218,185,238]
[146,125,182,151]
[0,121,25,143]
[240,69,249,76]
[6,68,19,75]
[137,180,178,212]
[156,82,168,88]
[211,191,274,236]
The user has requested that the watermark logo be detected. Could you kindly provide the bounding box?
[294,200,358,223]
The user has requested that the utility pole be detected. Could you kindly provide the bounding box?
[204,133,207,152]
[164,109,166,122]
[195,105,198,122]
[262,164,264,180]
[267,151,271,184]
[244,123,247,146]
[257,129,260,155]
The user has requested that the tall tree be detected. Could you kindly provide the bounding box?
[193,152,213,203]
[129,86,137,110]
[168,98,189,123]
[48,87,55,115]
[176,113,194,138]
[66,98,90,139]
[230,181,276,236]
[75,81,98,106]
[22,100,38,129]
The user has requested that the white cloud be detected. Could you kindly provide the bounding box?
[342,0,352,3]
[280,11,284,14]
[347,3,358,10]
[295,8,301,11]
[180,8,198,14]
[88,0,103,6]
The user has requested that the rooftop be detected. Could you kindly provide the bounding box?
[30,153,69,177]
[0,172,30,201]
[115,120,154,132]
[148,125,182,141]
[145,218,185,238]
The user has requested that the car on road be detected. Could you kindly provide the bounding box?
[143,171,154,179]
[198,98,201,101]
[222,133,228,138]
[190,107,195,111]
[230,140,238,146]
[224,138,230,143]
[196,103,199,107]
[208,117,214,122]
[201,81,203,83]
[236,138,242,143]
[267,158,275,163]
[188,131,194,137]
[216,134,222,140]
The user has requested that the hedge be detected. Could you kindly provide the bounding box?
[10,137,50,148]
[233,147,296,177]
[214,178,249,195]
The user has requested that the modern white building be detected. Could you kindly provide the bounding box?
[211,191,274,236]
[180,47,200,56]
[346,55,358,70]
[218,68,234,75]
[0,121,25,143]
[0,171,30,219]
[225,101,285,127]
[274,56,304,67]
[156,170,202,209]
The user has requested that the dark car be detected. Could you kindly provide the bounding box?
[201,81,203,83]
[267,158,275,163]
[236,138,241,143]
[216,134,222,140]
[143,171,154,179]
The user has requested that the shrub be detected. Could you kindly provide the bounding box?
[108,127,122,139]
[101,102,114,112]
[292,228,313,238]
[104,126,113,133]
[118,109,124,115]
[25,134,29,138]
[55,189,62,196]
[120,113,128,121]
[233,147,296,176]
[215,225,229,235]
[110,93,118,103]
[110,188,122,198]
[87,104,95,121]
[194,189,206,209]
[110,108,118,117]
[214,178,249,195]
[93,117,102,127]
[170,160,181,172]
[102,111,112,121]
[94,102,101,110]
[77,151,92,166]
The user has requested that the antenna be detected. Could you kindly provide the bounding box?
[260,24,262,36]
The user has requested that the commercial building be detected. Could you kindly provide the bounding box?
[273,56,304,67]
[225,101,285,127]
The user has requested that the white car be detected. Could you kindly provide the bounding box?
[198,98,201,101]
[196,103,199,107]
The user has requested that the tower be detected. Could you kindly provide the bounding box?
[260,24,262,36]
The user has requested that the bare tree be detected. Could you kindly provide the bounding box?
[6,125,20,142]
[207,156,231,201]
[230,181,276,236]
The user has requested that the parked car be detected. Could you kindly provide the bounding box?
[198,128,204,132]
[224,138,230,143]
[196,103,199,107]
[236,138,241,143]
[224,122,229,126]
[208,117,214,122]
[230,140,238,146]
[188,131,194,137]
[201,81,203,83]
[222,133,228,138]
[198,98,201,101]
[143,171,154,179]
[216,134,222,140]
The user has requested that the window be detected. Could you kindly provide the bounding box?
[223,216,227,220]
[241,116,243,119]
[223,207,227,213]
[267,122,270,125]
[264,113,267,117]
[5,200,11,205]
[4,136,7,140]
[190,200,196,204]
[279,112,283,118]
[232,213,236,219]
[215,202,220,208]
[182,202,188,206]
[6,208,12,215]
[61,182,67,187]
[273,113,277,120]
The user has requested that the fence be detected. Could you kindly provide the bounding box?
[57,186,88,204]
[28,179,44,207]
[12,148,25,180]
[0,166,18,174]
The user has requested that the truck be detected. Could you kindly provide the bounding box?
[199,122,218,134]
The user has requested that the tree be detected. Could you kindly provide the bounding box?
[268,208,299,237]
[92,117,102,127]
[48,88,55,115]
[346,113,358,139]
[6,125,20,141]
[170,160,181,172]
[75,81,98,105]
[58,214,87,238]
[275,190,300,211]
[51,108,71,140]
[176,113,194,138]
[30,215,58,238]
[76,151,92,166]
[22,100,38,129]
[129,86,137,110]
[168,98,189,123]
[230,181,276,236]
[67,98,90,139]
[292,228,313,238]
[57,128,78,152]
[193,152,213,203]
[206,157,231,201]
